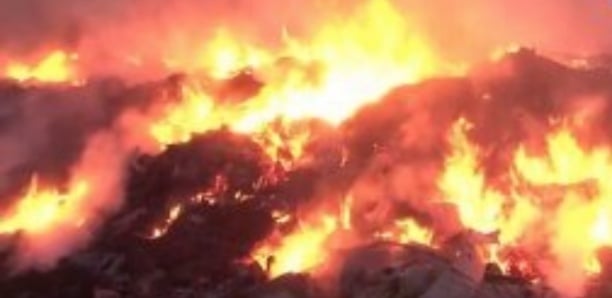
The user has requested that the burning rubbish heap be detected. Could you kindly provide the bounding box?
[0,48,611,298]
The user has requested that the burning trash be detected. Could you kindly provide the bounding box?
[0,0,612,297]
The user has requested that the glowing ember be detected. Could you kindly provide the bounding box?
[341,194,353,230]
[148,204,183,239]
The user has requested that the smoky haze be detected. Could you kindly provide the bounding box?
[397,0,612,61]
[0,76,183,270]
[0,0,611,293]
[0,0,610,78]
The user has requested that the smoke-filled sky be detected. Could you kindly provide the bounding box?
[0,0,610,66]
[397,0,612,59]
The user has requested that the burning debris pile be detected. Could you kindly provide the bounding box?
[0,48,611,298]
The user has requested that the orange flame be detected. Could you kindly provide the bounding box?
[439,118,506,235]
[1,1,608,293]
[341,194,353,230]
[436,120,612,290]
[4,50,79,84]
[375,218,433,246]
[514,129,612,277]
[149,0,462,152]
[254,214,338,278]
[0,176,89,235]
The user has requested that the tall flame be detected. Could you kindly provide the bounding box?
[514,129,612,279]
[150,0,461,150]
[437,120,612,292]
[439,118,505,235]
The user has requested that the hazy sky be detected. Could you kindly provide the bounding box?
[0,0,610,63]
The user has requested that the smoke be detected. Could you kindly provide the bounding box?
[0,0,610,79]
[0,76,183,270]
[339,79,470,237]
[7,98,171,269]
[0,0,325,79]
[0,0,611,293]
[10,131,128,271]
[330,51,612,295]
[0,80,122,199]
[396,0,612,60]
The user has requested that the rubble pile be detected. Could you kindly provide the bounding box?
[1,50,612,297]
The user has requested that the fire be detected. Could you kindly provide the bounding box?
[148,204,183,239]
[437,119,612,287]
[149,29,612,291]
[591,211,612,249]
[149,0,460,152]
[254,214,338,278]
[341,194,353,230]
[150,83,218,146]
[254,122,312,169]
[514,129,611,185]
[514,129,612,276]
[435,118,612,284]
[271,210,292,225]
[0,0,609,294]
[0,176,89,235]
[375,218,433,246]
[4,50,78,83]
[395,219,433,245]
[254,192,433,278]
[193,28,269,79]
[439,118,505,235]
